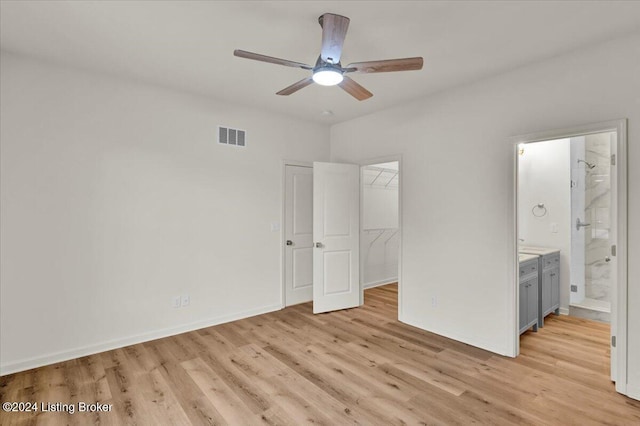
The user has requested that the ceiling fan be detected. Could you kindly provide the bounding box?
[234,13,423,101]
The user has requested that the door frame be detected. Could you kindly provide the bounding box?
[509,119,628,395]
[359,154,403,320]
[281,159,313,308]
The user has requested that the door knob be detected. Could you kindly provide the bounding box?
[605,256,611,263]
[315,242,323,248]
[286,240,293,246]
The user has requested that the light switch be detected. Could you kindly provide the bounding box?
[270,222,280,232]
[550,222,558,233]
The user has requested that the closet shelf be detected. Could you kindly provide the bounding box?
[363,166,399,188]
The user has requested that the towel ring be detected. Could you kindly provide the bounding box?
[532,203,547,217]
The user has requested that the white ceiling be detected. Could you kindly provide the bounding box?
[2,1,640,124]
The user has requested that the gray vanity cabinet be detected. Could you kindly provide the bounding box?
[519,258,539,334]
[539,252,560,327]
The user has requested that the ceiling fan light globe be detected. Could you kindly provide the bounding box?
[312,68,343,86]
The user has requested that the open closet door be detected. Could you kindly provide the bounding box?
[312,162,361,314]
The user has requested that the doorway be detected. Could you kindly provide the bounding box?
[513,120,628,396]
[283,157,403,319]
[282,160,362,313]
[360,161,400,289]
[360,157,402,316]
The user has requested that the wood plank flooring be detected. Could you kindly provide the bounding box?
[1,284,639,425]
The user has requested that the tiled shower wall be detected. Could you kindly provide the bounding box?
[584,132,613,304]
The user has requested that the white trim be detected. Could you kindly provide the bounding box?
[359,155,403,320]
[627,384,640,401]
[558,307,570,316]
[506,142,519,357]
[0,303,281,376]
[281,160,313,309]
[401,316,510,356]
[613,120,628,396]
[363,278,398,289]
[510,120,625,144]
[510,119,628,395]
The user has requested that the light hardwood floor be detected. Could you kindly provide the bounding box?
[1,284,639,425]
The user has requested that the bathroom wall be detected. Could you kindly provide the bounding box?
[518,139,572,313]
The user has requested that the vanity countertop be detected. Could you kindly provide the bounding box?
[519,253,539,263]
[519,246,560,256]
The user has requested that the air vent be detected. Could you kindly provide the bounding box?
[218,126,246,147]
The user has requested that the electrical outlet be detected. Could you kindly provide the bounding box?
[431,296,438,308]
[172,296,181,308]
[571,285,578,293]
[181,294,190,307]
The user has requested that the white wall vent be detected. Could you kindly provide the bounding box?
[218,126,246,147]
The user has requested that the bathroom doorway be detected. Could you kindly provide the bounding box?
[513,120,628,396]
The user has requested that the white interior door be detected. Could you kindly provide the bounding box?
[313,162,361,314]
[284,165,314,306]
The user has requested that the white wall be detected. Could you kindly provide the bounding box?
[330,33,640,396]
[0,52,329,374]
[363,186,399,230]
[518,139,571,312]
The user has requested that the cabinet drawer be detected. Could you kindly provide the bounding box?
[519,260,538,276]
[543,253,560,269]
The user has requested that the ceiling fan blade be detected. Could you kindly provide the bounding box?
[276,77,314,96]
[345,57,423,73]
[234,50,312,70]
[319,13,350,64]
[338,76,373,101]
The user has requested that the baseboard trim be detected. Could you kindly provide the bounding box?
[626,383,640,401]
[559,307,570,315]
[0,303,282,376]
[363,278,398,289]
[399,316,508,357]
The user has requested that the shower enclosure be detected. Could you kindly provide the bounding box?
[569,132,614,322]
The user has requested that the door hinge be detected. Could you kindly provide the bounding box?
[611,245,617,256]
[612,336,616,347]
[611,154,616,166]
